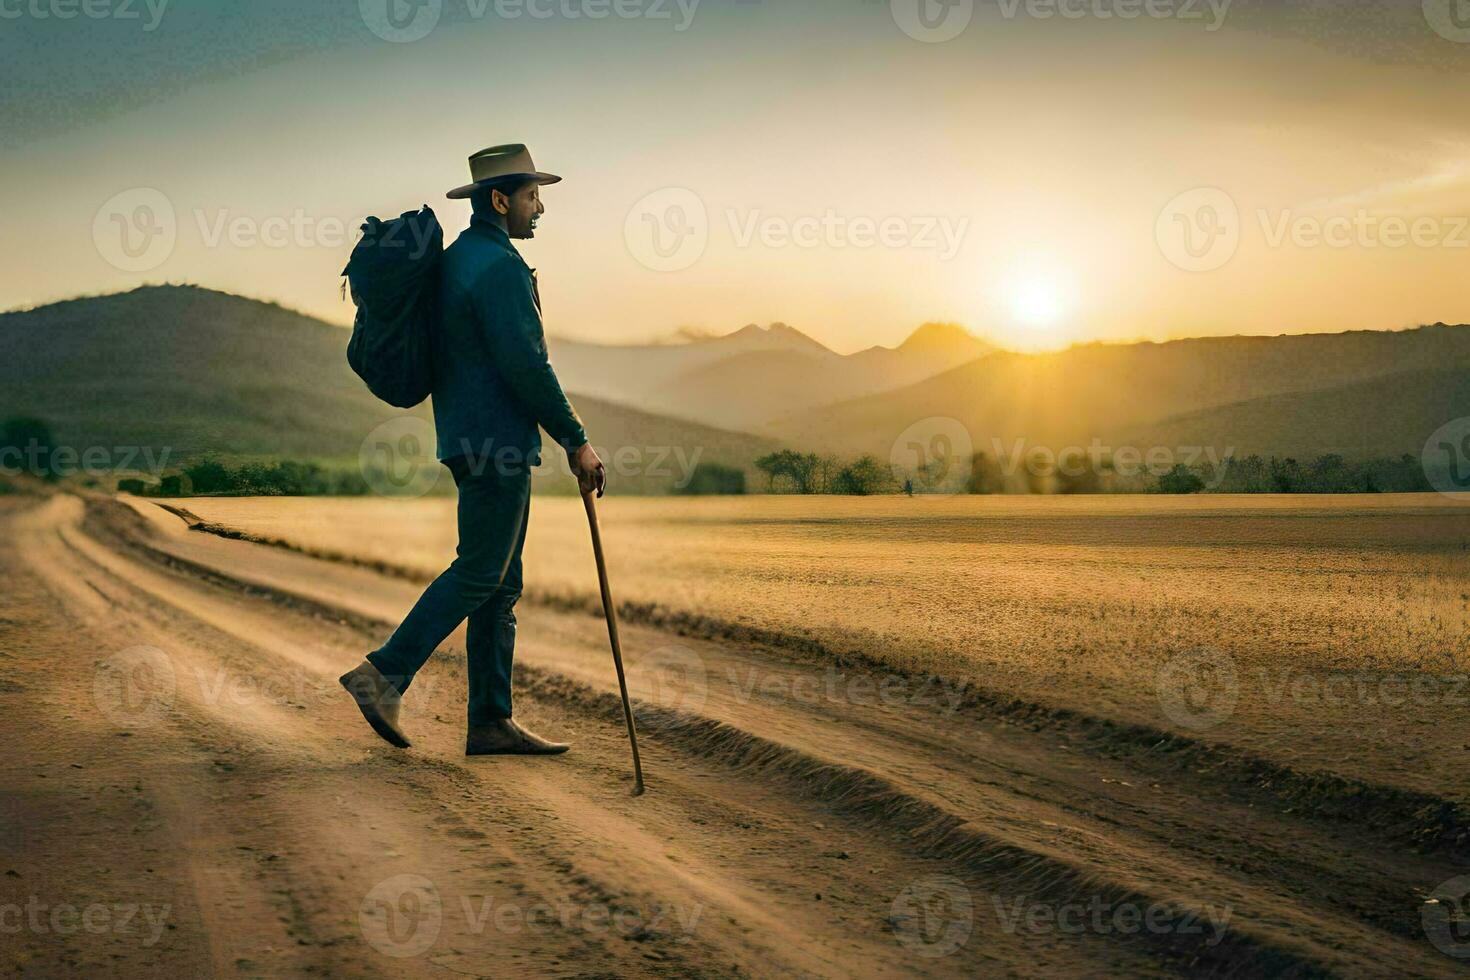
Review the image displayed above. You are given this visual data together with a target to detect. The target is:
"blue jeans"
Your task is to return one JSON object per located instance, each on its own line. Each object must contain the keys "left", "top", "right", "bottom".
{"left": 368, "top": 457, "right": 531, "bottom": 724}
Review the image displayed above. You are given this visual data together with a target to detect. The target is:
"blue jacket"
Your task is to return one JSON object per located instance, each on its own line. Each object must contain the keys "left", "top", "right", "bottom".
{"left": 431, "top": 215, "right": 587, "bottom": 468}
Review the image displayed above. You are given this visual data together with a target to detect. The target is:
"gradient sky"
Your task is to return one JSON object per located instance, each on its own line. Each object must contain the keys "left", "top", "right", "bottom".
{"left": 3, "top": 0, "right": 1469, "bottom": 352}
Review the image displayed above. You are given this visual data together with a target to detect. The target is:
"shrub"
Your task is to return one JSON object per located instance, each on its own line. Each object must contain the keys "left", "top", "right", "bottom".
{"left": 184, "top": 458, "right": 234, "bottom": 494}
{"left": 1157, "top": 465, "right": 1206, "bottom": 494}
{"left": 832, "top": 455, "right": 895, "bottom": 495}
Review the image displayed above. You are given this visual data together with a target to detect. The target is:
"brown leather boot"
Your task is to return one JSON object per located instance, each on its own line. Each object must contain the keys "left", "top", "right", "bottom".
{"left": 466, "top": 719, "right": 570, "bottom": 756}
{"left": 339, "top": 660, "right": 411, "bottom": 749}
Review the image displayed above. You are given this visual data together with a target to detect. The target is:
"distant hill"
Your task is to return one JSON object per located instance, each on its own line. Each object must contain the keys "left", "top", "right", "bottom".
{"left": 547, "top": 321, "right": 832, "bottom": 405}
{"left": 0, "top": 286, "right": 778, "bottom": 493}
{"left": 1124, "top": 367, "right": 1470, "bottom": 460}
{"left": 766, "top": 325, "right": 1470, "bottom": 460}
{"left": 883, "top": 321, "right": 995, "bottom": 370}
{"left": 549, "top": 320, "right": 994, "bottom": 431}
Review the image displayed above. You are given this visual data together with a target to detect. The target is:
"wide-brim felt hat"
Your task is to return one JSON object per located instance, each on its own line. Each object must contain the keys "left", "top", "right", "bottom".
{"left": 447, "top": 143, "right": 562, "bottom": 199}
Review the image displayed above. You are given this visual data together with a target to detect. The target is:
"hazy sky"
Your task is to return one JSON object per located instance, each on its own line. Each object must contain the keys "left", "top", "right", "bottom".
{"left": 3, "top": 0, "right": 1469, "bottom": 352}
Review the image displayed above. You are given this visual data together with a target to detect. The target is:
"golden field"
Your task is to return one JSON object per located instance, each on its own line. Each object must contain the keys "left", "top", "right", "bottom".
{"left": 171, "top": 492, "right": 1470, "bottom": 797}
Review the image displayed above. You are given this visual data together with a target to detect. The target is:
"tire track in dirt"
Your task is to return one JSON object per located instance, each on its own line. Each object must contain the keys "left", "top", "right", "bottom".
{"left": 5, "top": 493, "right": 1189, "bottom": 978}
{"left": 9, "top": 497, "right": 733, "bottom": 977}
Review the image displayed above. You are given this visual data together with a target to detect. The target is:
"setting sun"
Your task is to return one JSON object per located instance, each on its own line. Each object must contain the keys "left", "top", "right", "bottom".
{"left": 997, "top": 266, "right": 1076, "bottom": 350}
{"left": 1009, "top": 277, "right": 1067, "bottom": 325}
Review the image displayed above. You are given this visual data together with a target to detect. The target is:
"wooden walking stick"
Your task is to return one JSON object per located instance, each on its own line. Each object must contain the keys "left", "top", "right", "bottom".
{"left": 581, "top": 489, "right": 645, "bottom": 796}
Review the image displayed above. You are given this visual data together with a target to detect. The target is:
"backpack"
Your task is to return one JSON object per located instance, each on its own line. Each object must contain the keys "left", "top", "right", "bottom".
{"left": 341, "top": 205, "right": 444, "bottom": 409}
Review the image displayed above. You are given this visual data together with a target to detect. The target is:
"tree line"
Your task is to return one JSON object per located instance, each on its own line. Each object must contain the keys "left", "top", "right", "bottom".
{"left": 0, "top": 415, "right": 1437, "bottom": 497}
{"left": 742, "top": 448, "right": 1432, "bottom": 495}
{"left": 1154, "top": 453, "right": 1431, "bottom": 495}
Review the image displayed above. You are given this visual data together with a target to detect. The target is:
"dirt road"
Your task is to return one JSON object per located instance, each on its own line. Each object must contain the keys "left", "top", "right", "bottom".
{"left": 1, "top": 489, "right": 1465, "bottom": 977}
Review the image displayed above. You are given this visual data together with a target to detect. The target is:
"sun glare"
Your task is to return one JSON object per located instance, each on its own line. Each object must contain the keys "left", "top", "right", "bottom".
{"left": 1010, "top": 278, "right": 1066, "bottom": 326}
{"left": 998, "top": 268, "right": 1076, "bottom": 350}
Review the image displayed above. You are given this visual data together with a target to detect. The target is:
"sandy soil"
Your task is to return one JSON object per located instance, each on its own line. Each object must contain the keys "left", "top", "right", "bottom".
{"left": 1, "top": 488, "right": 1466, "bottom": 978}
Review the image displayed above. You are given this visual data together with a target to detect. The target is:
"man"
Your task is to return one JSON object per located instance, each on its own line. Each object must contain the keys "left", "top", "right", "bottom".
{"left": 340, "top": 144, "right": 605, "bottom": 756}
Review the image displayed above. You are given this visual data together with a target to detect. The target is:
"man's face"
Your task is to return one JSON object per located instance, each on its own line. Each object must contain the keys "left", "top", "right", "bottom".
{"left": 497, "top": 181, "right": 544, "bottom": 239}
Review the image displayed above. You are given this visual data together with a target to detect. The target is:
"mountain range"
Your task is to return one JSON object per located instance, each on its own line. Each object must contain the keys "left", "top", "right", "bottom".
{"left": 547, "top": 321, "right": 992, "bottom": 432}
{"left": 2, "top": 285, "right": 1465, "bottom": 496}
{"left": 764, "top": 326, "right": 1470, "bottom": 461}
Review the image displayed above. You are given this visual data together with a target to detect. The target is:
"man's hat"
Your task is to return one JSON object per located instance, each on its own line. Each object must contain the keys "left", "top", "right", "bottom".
{"left": 447, "top": 143, "right": 562, "bottom": 200}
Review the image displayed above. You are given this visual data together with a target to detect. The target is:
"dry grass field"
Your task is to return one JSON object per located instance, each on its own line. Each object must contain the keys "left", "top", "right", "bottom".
{"left": 173, "top": 493, "right": 1470, "bottom": 798}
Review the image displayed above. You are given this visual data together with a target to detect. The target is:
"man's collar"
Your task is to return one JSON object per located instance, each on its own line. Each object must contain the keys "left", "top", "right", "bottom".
{"left": 468, "top": 212, "right": 520, "bottom": 256}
